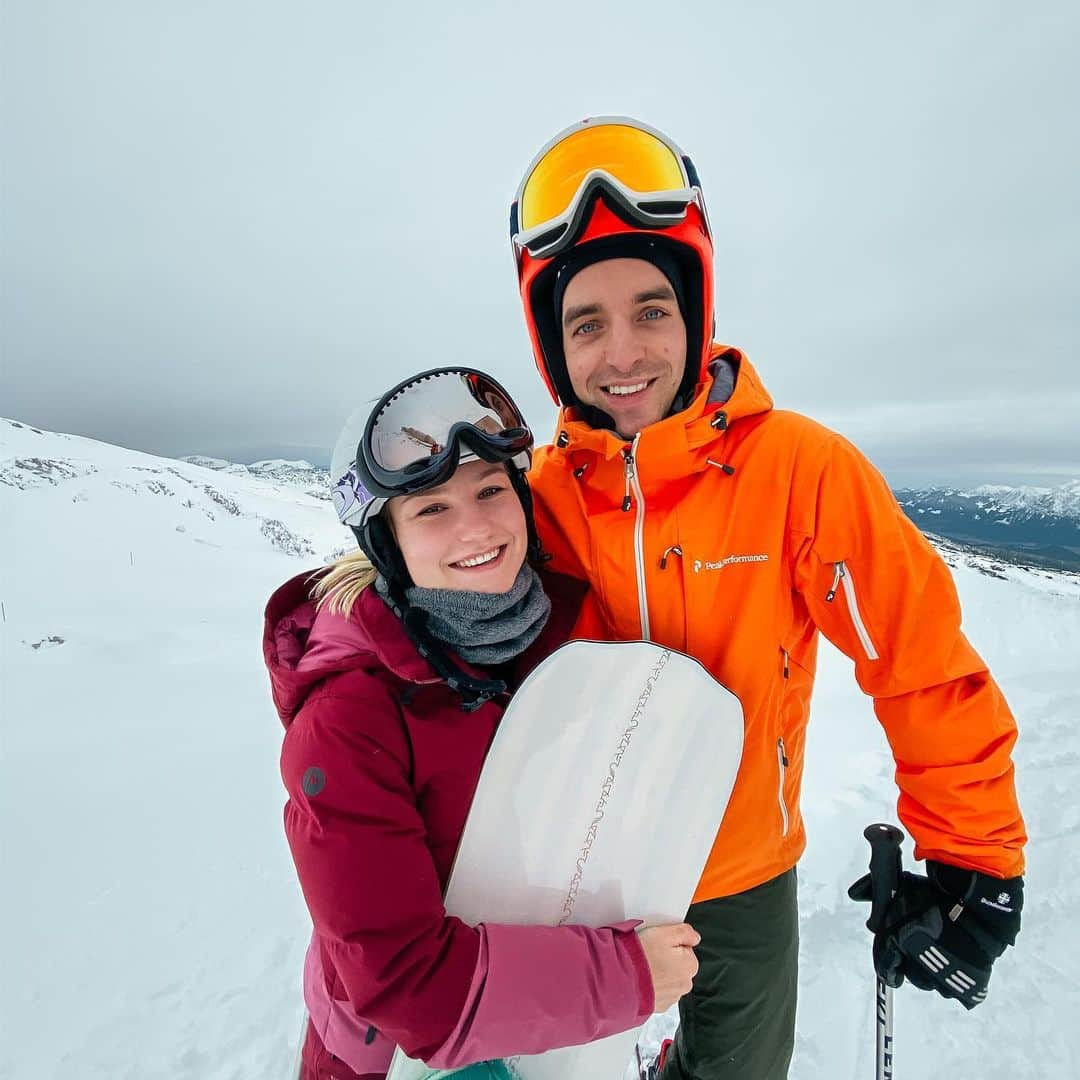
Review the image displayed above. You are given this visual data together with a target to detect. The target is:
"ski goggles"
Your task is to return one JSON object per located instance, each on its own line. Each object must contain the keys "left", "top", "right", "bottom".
{"left": 331, "top": 368, "right": 533, "bottom": 526}
{"left": 510, "top": 116, "right": 710, "bottom": 264}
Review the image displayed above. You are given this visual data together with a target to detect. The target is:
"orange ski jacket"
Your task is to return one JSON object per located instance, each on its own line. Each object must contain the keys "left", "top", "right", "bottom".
{"left": 529, "top": 345, "right": 1026, "bottom": 903}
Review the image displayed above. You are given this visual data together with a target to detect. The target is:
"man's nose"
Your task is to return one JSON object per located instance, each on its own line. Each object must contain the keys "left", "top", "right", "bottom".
{"left": 606, "top": 317, "right": 646, "bottom": 373}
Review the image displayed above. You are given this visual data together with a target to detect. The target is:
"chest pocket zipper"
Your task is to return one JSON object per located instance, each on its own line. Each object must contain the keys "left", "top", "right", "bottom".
{"left": 825, "top": 560, "right": 880, "bottom": 661}
{"left": 776, "top": 737, "right": 790, "bottom": 837}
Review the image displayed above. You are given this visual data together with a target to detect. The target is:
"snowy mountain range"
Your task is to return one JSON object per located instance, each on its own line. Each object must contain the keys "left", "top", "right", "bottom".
{"left": 895, "top": 482, "right": 1080, "bottom": 570}
{"left": 184, "top": 452, "right": 1080, "bottom": 573}
{"left": 3, "top": 416, "right": 1079, "bottom": 1079}
{"left": 180, "top": 455, "right": 333, "bottom": 504}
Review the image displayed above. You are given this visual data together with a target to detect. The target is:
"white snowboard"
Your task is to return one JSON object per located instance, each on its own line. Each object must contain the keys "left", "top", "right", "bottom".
{"left": 387, "top": 639, "right": 744, "bottom": 1080}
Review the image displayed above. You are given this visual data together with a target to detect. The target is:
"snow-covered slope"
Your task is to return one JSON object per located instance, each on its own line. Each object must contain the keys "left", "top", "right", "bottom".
{"left": 180, "top": 455, "right": 331, "bottom": 504}
{"left": 1, "top": 418, "right": 341, "bottom": 1080}
{"left": 3, "top": 418, "right": 1078, "bottom": 1079}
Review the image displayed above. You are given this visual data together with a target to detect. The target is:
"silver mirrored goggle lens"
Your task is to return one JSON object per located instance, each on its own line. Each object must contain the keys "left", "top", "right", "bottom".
{"left": 366, "top": 370, "right": 527, "bottom": 475}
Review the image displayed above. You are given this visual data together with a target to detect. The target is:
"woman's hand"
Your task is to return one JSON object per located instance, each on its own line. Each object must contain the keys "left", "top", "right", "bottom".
{"left": 637, "top": 923, "right": 701, "bottom": 1012}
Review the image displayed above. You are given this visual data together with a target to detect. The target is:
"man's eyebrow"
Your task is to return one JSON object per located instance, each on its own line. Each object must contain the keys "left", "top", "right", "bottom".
{"left": 634, "top": 286, "right": 676, "bottom": 304}
{"left": 562, "top": 302, "right": 601, "bottom": 328}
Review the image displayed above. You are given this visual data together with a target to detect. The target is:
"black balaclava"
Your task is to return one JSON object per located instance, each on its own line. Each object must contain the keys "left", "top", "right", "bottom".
{"left": 553, "top": 238, "right": 689, "bottom": 335}
{"left": 534, "top": 228, "right": 704, "bottom": 432}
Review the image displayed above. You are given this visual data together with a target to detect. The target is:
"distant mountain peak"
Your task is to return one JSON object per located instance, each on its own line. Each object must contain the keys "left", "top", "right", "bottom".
{"left": 179, "top": 454, "right": 330, "bottom": 501}
{"left": 894, "top": 479, "right": 1080, "bottom": 571}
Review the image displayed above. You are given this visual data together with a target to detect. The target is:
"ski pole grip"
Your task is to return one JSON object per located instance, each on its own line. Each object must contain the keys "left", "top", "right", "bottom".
{"left": 862, "top": 822, "right": 905, "bottom": 933}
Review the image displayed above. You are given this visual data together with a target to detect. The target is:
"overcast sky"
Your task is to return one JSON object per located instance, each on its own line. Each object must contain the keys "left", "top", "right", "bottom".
{"left": 3, "top": 1, "right": 1077, "bottom": 488}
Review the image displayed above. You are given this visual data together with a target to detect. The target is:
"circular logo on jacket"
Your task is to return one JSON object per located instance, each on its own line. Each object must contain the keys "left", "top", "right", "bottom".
{"left": 302, "top": 766, "right": 326, "bottom": 796}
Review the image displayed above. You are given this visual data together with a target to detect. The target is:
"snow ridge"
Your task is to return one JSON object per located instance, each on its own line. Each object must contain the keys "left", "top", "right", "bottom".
{"left": 2, "top": 417, "right": 336, "bottom": 563}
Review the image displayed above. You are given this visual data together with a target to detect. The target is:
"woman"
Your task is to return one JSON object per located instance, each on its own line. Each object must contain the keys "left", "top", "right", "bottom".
{"left": 264, "top": 368, "right": 699, "bottom": 1080}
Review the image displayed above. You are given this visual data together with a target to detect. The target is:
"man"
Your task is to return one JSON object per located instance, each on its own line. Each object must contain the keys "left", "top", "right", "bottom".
{"left": 509, "top": 117, "right": 1026, "bottom": 1079}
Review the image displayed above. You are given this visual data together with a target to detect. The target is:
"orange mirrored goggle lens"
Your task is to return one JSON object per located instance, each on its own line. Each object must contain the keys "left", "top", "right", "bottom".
{"left": 519, "top": 123, "right": 688, "bottom": 234}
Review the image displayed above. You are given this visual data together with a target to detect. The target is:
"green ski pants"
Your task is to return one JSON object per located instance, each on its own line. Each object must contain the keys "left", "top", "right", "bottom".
{"left": 657, "top": 868, "right": 799, "bottom": 1080}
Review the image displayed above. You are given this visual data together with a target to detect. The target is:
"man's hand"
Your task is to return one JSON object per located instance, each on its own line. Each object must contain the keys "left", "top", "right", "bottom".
{"left": 849, "top": 861, "right": 1023, "bottom": 1009}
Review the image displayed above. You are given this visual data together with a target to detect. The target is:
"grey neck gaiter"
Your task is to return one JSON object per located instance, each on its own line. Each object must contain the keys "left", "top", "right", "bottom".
{"left": 380, "top": 563, "right": 552, "bottom": 666}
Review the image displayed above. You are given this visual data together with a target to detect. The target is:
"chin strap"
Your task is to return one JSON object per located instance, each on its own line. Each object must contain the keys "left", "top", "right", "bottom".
{"left": 400, "top": 606, "right": 508, "bottom": 713}
{"left": 506, "top": 467, "right": 550, "bottom": 566}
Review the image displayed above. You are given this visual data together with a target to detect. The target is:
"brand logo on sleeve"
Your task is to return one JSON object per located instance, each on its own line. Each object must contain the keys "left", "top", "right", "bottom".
{"left": 302, "top": 766, "right": 326, "bottom": 796}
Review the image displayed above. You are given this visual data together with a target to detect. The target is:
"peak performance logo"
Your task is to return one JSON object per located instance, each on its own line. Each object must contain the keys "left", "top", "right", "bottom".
{"left": 693, "top": 553, "right": 769, "bottom": 573}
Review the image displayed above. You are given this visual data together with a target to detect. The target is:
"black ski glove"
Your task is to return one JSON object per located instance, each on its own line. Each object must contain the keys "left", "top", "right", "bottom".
{"left": 848, "top": 860, "right": 1023, "bottom": 1009}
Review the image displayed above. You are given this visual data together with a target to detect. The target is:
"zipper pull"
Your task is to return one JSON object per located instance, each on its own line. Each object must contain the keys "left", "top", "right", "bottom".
{"left": 706, "top": 458, "right": 737, "bottom": 475}
{"left": 622, "top": 447, "right": 634, "bottom": 512}
{"left": 659, "top": 545, "right": 683, "bottom": 570}
{"left": 782, "top": 650, "right": 790, "bottom": 679}
{"left": 825, "top": 561, "right": 845, "bottom": 602}
{"left": 777, "top": 736, "right": 789, "bottom": 767}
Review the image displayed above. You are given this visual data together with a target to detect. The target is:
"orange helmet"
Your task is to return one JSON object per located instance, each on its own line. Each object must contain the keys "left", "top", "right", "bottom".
{"left": 510, "top": 117, "right": 715, "bottom": 411}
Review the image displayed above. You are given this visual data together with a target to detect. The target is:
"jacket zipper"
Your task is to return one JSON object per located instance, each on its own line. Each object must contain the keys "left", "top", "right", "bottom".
{"left": 776, "top": 737, "right": 790, "bottom": 837}
{"left": 825, "top": 560, "right": 879, "bottom": 661}
{"left": 622, "top": 435, "right": 650, "bottom": 640}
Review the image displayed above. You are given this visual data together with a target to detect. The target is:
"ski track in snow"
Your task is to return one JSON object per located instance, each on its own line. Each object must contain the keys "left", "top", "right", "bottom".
{"left": 2, "top": 418, "right": 1078, "bottom": 1080}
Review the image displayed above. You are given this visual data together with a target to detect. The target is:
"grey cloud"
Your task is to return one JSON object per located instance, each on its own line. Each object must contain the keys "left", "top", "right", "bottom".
{"left": 2, "top": 1, "right": 1077, "bottom": 488}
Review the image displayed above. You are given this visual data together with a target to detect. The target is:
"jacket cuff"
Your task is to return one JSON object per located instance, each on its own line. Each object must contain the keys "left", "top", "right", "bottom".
{"left": 424, "top": 919, "right": 648, "bottom": 1069}
{"left": 612, "top": 918, "right": 655, "bottom": 1019}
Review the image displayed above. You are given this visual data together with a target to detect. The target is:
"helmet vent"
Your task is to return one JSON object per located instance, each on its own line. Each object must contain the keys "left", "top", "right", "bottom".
{"left": 638, "top": 199, "right": 689, "bottom": 215}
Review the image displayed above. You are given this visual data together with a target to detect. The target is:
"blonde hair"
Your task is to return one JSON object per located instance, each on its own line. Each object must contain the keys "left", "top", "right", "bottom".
{"left": 311, "top": 546, "right": 379, "bottom": 618}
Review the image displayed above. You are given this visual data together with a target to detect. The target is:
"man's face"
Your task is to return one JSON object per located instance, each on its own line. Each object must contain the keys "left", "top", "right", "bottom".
{"left": 560, "top": 258, "right": 688, "bottom": 438}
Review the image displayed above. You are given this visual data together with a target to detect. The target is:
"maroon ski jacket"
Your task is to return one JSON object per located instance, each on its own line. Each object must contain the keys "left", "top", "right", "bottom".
{"left": 264, "top": 570, "right": 653, "bottom": 1076}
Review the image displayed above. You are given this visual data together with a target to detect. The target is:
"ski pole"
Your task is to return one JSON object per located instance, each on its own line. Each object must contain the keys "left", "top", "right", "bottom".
{"left": 859, "top": 823, "right": 904, "bottom": 1080}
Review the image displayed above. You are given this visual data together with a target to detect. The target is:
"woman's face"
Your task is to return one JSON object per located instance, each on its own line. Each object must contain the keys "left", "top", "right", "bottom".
{"left": 387, "top": 458, "right": 528, "bottom": 594}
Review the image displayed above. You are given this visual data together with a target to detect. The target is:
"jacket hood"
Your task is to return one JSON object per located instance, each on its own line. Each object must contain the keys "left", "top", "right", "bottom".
{"left": 550, "top": 344, "right": 774, "bottom": 463}
{"left": 263, "top": 568, "right": 589, "bottom": 729}
{"left": 263, "top": 570, "right": 439, "bottom": 729}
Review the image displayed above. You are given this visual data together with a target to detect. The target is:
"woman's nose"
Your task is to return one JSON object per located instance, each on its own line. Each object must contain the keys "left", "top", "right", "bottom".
{"left": 453, "top": 503, "right": 495, "bottom": 541}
